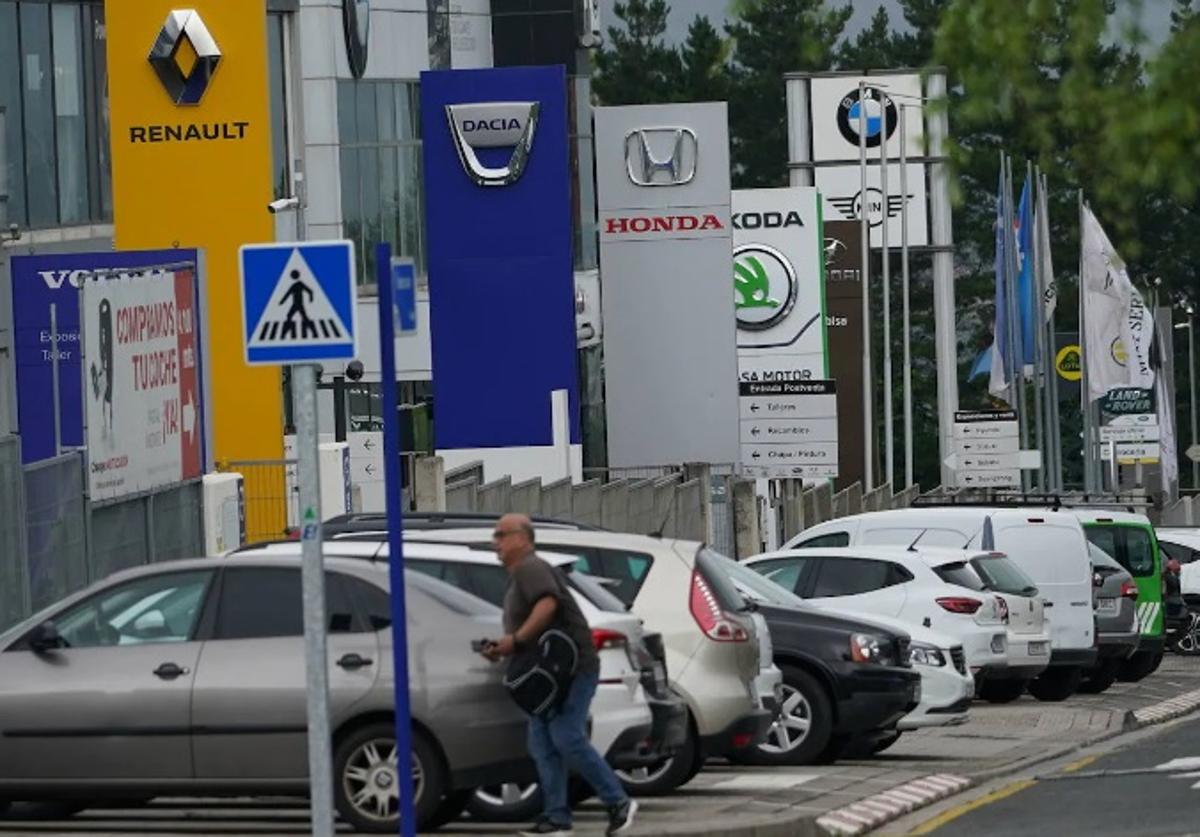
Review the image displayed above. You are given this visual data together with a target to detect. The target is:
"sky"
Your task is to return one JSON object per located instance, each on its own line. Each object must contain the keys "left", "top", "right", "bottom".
{"left": 596, "top": 0, "right": 1177, "bottom": 48}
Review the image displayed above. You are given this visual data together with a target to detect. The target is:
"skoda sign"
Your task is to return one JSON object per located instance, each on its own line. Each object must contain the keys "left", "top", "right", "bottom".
{"left": 446, "top": 101, "right": 539, "bottom": 187}
{"left": 734, "top": 244, "right": 797, "bottom": 332}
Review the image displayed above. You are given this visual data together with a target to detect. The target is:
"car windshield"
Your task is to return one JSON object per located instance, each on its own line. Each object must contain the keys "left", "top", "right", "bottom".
{"left": 971, "top": 555, "right": 1039, "bottom": 597}
{"left": 933, "top": 561, "right": 987, "bottom": 592}
{"left": 705, "top": 550, "right": 806, "bottom": 609}
{"left": 1088, "top": 542, "right": 1123, "bottom": 571}
{"left": 567, "top": 569, "right": 630, "bottom": 613}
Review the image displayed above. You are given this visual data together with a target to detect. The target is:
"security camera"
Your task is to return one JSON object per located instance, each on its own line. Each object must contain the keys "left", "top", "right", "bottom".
{"left": 345, "top": 360, "right": 365, "bottom": 382}
{"left": 267, "top": 197, "right": 300, "bottom": 215}
{"left": 6, "top": 223, "right": 18, "bottom": 242}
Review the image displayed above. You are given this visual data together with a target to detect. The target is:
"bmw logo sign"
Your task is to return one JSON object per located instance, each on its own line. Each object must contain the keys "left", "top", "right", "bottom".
{"left": 837, "top": 86, "right": 897, "bottom": 148}
{"left": 734, "top": 244, "right": 798, "bottom": 332}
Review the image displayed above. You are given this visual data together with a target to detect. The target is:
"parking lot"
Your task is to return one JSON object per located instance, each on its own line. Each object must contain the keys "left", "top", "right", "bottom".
{"left": 3, "top": 656, "right": 1197, "bottom": 837}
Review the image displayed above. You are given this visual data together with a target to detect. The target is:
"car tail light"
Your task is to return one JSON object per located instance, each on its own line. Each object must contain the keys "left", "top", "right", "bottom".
{"left": 995, "top": 596, "right": 1010, "bottom": 624}
{"left": 591, "top": 628, "right": 628, "bottom": 651}
{"left": 1121, "top": 580, "right": 1139, "bottom": 600}
{"left": 689, "top": 570, "right": 749, "bottom": 642}
{"left": 936, "top": 596, "right": 983, "bottom": 615}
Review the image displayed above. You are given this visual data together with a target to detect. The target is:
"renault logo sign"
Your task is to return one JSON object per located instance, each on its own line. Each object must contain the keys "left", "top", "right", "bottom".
{"left": 148, "top": 9, "right": 221, "bottom": 106}
{"left": 446, "top": 101, "right": 539, "bottom": 187}
{"left": 624, "top": 127, "right": 697, "bottom": 186}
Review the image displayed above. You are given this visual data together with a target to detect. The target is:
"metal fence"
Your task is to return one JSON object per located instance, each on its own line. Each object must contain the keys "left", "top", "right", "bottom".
{"left": 0, "top": 436, "right": 206, "bottom": 633}
{"left": 0, "top": 436, "right": 28, "bottom": 632}
{"left": 217, "top": 460, "right": 298, "bottom": 543}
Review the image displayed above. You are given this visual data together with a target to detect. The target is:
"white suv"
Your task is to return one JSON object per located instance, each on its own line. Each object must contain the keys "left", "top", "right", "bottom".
{"left": 398, "top": 526, "right": 780, "bottom": 796}
{"left": 745, "top": 546, "right": 1051, "bottom": 701}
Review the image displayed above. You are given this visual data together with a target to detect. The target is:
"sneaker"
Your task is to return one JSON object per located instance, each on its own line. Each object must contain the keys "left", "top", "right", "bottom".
{"left": 519, "top": 819, "right": 574, "bottom": 836}
{"left": 606, "top": 798, "right": 638, "bottom": 835}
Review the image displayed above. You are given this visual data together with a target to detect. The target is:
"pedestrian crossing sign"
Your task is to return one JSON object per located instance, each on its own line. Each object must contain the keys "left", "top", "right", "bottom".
{"left": 239, "top": 241, "right": 358, "bottom": 366}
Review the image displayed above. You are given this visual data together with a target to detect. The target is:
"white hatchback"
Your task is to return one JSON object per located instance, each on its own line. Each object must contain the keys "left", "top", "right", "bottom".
{"left": 745, "top": 546, "right": 1050, "bottom": 700}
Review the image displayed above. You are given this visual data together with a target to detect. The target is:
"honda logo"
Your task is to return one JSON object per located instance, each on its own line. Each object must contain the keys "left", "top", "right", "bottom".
{"left": 624, "top": 127, "right": 697, "bottom": 186}
{"left": 446, "top": 101, "right": 539, "bottom": 187}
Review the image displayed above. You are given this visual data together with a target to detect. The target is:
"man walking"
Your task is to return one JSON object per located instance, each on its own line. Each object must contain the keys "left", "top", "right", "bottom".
{"left": 481, "top": 513, "right": 638, "bottom": 836}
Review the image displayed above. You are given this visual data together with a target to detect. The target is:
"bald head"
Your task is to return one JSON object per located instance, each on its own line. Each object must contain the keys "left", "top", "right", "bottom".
{"left": 493, "top": 513, "right": 535, "bottom": 568}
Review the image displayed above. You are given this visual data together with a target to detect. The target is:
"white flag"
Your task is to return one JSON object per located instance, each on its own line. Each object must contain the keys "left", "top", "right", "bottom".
{"left": 1155, "top": 317, "right": 1179, "bottom": 491}
{"left": 1080, "top": 206, "right": 1155, "bottom": 401}
{"left": 1037, "top": 183, "right": 1056, "bottom": 324}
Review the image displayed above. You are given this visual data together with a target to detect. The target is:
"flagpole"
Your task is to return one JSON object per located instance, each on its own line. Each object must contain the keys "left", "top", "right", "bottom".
{"left": 858, "top": 81, "right": 875, "bottom": 491}
{"left": 1080, "top": 190, "right": 1095, "bottom": 493}
{"left": 1003, "top": 156, "right": 1028, "bottom": 490}
{"left": 899, "top": 103, "right": 914, "bottom": 489}
{"left": 880, "top": 91, "right": 895, "bottom": 489}
{"left": 1040, "top": 170, "right": 1064, "bottom": 492}
{"left": 1029, "top": 160, "right": 1046, "bottom": 492}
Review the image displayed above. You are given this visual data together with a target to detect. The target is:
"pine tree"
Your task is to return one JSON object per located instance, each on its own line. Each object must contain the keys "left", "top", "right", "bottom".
{"left": 677, "top": 15, "right": 731, "bottom": 104}
{"left": 725, "top": 0, "right": 852, "bottom": 187}
{"left": 591, "top": 0, "right": 682, "bottom": 105}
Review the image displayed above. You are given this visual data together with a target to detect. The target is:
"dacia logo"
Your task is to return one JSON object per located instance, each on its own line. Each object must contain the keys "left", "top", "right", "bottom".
{"left": 731, "top": 211, "right": 805, "bottom": 230}
{"left": 148, "top": 10, "right": 221, "bottom": 106}
{"left": 463, "top": 118, "right": 523, "bottom": 132}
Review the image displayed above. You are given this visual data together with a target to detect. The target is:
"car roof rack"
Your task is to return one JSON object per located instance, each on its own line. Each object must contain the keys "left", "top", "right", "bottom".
{"left": 322, "top": 511, "right": 604, "bottom": 535}
{"left": 910, "top": 491, "right": 1150, "bottom": 514}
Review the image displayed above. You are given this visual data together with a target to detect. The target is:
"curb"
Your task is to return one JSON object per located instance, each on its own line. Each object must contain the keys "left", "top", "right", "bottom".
{"left": 810, "top": 688, "right": 1200, "bottom": 836}
{"left": 1131, "top": 687, "right": 1200, "bottom": 726}
{"left": 815, "top": 774, "right": 972, "bottom": 836}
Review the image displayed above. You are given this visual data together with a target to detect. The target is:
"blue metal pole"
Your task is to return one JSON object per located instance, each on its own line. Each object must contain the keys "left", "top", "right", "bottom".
{"left": 376, "top": 242, "right": 416, "bottom": 837}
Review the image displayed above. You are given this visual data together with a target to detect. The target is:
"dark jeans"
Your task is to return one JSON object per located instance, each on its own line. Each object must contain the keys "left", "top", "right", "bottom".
{"left": 526, "top": 669, "right": 628, "bottom": 825}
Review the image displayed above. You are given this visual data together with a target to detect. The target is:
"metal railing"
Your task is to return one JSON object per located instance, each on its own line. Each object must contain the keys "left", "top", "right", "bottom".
{"left": 217, "top": 459, "right": 298, "bottom": 544}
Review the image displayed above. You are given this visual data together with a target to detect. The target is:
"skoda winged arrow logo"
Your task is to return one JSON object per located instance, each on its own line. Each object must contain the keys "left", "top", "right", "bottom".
{"left": 148, "top": 10, "right": 221, "bottom": 106}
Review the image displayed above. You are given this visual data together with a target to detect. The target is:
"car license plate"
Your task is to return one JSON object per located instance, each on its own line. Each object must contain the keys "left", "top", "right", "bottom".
{"left": 1097, "top": 597, "right": 1118, "bottom": 613}
{"left": 1028, "top": 641, "right": 1049, "bottom": 656}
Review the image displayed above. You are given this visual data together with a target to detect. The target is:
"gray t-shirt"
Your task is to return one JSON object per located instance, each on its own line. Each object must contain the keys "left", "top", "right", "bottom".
{"left": 502, "top": 553, "right": 600, "bottom": 674}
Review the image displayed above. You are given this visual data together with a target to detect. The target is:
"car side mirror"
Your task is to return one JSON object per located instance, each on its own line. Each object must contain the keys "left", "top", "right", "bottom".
{"left": 29, "top": 621, "right": 64, "bottom": 654}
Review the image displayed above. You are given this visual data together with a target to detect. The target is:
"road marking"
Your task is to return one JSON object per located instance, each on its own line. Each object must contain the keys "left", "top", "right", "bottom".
{"left": 1061, "top": 755, "right": 1099, "bottom": 774}
{"left": 907, "top": 779, "right": 1036, "bottom": 835}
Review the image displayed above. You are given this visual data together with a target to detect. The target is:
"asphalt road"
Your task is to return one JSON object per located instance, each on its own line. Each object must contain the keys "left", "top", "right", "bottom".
{"left": 914, "top": 715, "right": 1200, "bottom": 837}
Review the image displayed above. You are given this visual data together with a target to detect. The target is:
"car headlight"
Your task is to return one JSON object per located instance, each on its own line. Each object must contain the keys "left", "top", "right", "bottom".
{"left": 909, "top": 642, "right": 947, "bottom": 667}
{"left": 850, "top": 633, "right": 896, "bottom": 666}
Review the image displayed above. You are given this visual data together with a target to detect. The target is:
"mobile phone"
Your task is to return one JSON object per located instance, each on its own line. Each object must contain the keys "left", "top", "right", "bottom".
{"left": 471, "top": 639, "right": 491, "bottom": 653}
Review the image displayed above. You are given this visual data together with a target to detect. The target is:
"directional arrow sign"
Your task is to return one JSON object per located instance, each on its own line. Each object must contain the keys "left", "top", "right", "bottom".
{"left": 1100, "top": 425, "right": 1161, "bottom": 443}
{"left": 363, "top": 436, "right": 376, "bottom": 450}
{"left": 945, "top": 450, "right": 1041, "bottom": 471}
{"left": 957, "top": 469, "right": 1021, "bottom": 488}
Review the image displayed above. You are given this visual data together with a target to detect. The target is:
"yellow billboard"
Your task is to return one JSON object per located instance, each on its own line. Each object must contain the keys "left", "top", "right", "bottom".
{"left": 105, "top": 3, "right": 283, "bottom": 502}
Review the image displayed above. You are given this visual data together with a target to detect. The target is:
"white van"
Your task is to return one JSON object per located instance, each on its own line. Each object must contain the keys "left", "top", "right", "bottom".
{"left": 785, "top": 507, "right": 1097, "bottom": 700}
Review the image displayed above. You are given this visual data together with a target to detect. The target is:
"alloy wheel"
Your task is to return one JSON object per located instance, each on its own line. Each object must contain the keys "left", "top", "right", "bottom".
{"left": 474, "top": 783, "right": 540, "bottom": 808}
{"left": 1177, "top": 612, "right": 1200, "bottom": 655}
{"left": 617, "top": 758, "right": 675, "bottom": 785}
{"left": 757, "top": 684, "right": 812, "bottom": 754}
{"left": 341, "top": 736, "right": 415, "bottom": 824}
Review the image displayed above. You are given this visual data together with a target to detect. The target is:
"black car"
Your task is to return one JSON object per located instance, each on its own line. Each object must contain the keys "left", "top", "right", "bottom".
{"left": 704, "top": 552, "right": 920, "bottom": 765}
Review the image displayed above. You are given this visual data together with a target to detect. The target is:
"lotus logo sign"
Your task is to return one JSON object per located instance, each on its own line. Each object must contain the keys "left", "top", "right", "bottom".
{"left": 734, "top": 244, "right": 797, "bottom": 332}
{"left": 446, "top": 101, "right": 539, "bottom": 187}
